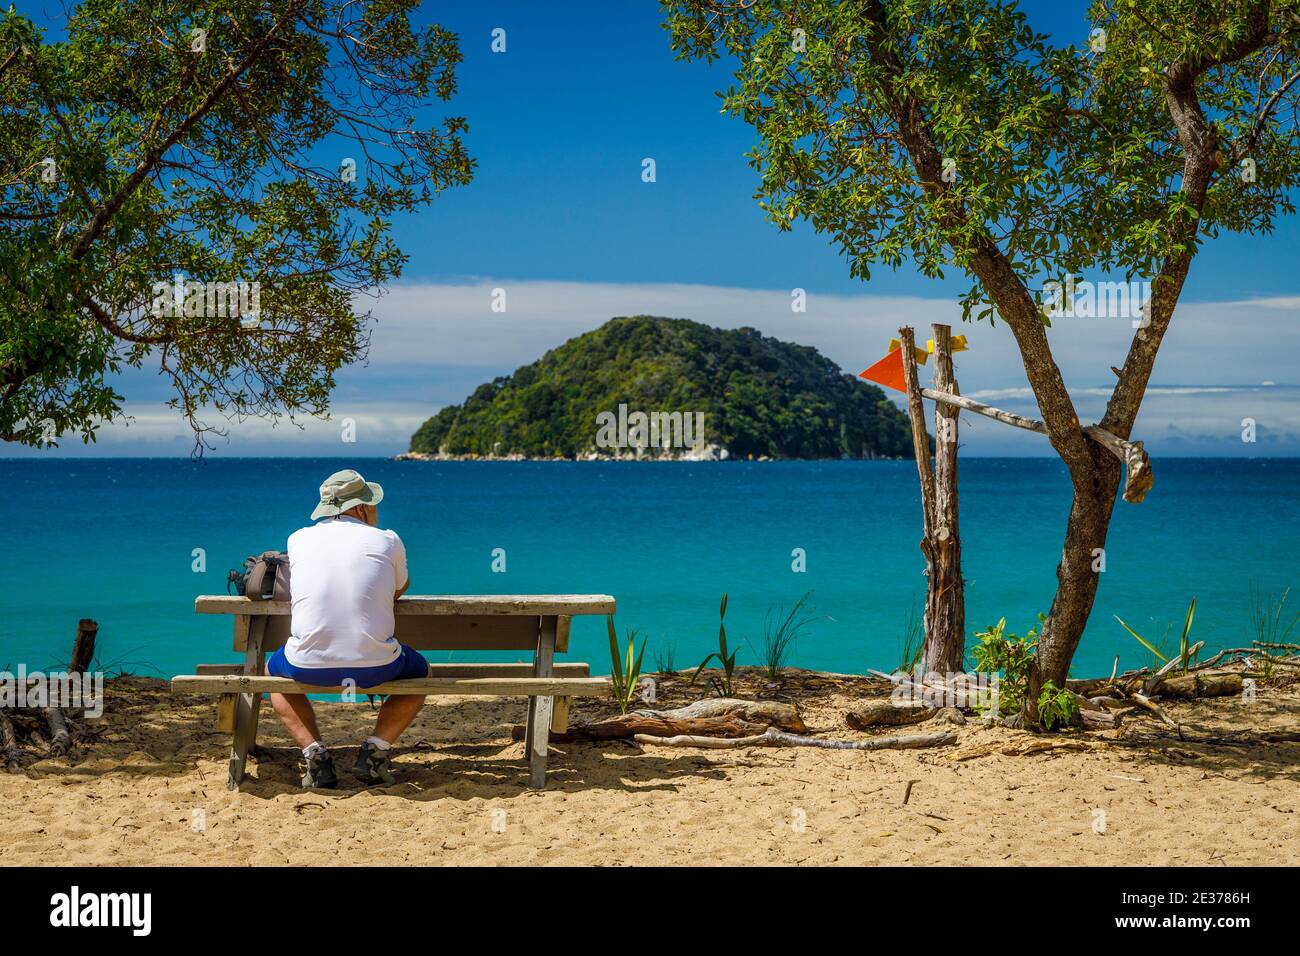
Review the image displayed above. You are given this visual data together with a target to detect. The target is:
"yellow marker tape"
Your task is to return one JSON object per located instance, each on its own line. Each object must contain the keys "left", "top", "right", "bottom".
{"left": 887, "top": 338, "right": 929, "bottom": 365}
{"left": 924, "top": 335, "right": 969, "bottom": 353}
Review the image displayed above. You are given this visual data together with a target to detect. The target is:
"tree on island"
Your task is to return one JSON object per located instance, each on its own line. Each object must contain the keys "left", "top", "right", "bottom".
{"left": 1, "top": 1, "right": 473, "bottom": 452}
{"left": 662, "top": 0, "right": 1300, "bottom": 721}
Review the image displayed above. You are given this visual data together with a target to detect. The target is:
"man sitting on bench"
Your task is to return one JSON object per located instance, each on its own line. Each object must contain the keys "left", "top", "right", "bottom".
{"left": 266, "top": 469, "right": 429, "bottom": 789}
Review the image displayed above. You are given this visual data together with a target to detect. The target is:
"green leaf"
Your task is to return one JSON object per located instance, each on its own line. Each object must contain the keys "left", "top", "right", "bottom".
{"left": 1179, "top": 597, "right": 1196, "bottom": 671}
{"left": 1115, "top": 615, "right": 1167, "bottom": 664}
{"left": 607, "top": 615, "right": 624, "bottom": 685}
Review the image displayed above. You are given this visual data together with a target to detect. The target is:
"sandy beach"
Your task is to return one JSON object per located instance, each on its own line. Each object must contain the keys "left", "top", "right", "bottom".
{"left": 1, "top": 668, "right": 1295, "bottom": 867}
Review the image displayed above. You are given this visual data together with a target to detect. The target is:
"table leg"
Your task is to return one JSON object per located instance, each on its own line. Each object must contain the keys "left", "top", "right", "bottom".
{"left": 228, "top": 616, "right": 266, "bottom": 791}
{"left": 525, "top": 615, "right": 556, "bottom": 789}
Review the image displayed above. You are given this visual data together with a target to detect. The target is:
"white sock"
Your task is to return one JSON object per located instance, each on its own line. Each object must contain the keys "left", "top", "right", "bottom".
{"left": 302, "top": 741, "right": 327, "bottom": 758}
{"left": 365, "top": 735, "right": 391, "bottom": 751}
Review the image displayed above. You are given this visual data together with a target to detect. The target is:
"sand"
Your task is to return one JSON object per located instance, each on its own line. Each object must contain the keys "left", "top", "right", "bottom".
{"left": 1, "top": 668, "right": 1296, "bottom": 866}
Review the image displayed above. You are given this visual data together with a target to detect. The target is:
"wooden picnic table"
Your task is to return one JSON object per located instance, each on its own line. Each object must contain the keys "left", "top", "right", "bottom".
{"left": 172, "top": 594, "right": 614, "bottom": 790}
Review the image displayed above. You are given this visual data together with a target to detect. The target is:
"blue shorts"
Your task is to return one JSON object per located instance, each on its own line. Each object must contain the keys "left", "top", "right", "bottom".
{"left": 267, "top": 643, "right": 429, "bottom": 689}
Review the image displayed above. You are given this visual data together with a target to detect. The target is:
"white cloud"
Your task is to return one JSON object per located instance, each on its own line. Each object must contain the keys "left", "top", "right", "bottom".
{"left": 13, "top": 280, "right": 1300, "bottom": 456}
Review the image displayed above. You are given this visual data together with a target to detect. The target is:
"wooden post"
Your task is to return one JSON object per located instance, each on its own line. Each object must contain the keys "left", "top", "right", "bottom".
{"left": 925, "top": 325, "right": 965, "bottom": 674}
{"left": 898, "top": 327, "right": 936, "bottom": 541}
{"left": 228, "top": 615, "right": 266, "bottom": 790}
{"left": 899, "top": 326, "right": 966, "bottom": 677}
{"left": 69, "top": 619, "right": 97, "bottom": 673}
{"left": 525, "top": 615, "right": 556, "bottom": 789}
{"left": 552, "top": 615, "right": 572, "bottom": 733}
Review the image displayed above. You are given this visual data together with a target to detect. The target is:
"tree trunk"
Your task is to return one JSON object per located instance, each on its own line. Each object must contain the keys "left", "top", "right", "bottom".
{"left": 1025, "top": 452, "right": 1121, "bottom": 721}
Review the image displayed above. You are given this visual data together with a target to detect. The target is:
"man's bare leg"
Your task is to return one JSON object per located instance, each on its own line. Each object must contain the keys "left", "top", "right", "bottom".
{"left": 270, "top": 693, "right": 322, "bottom": 749}
{"left": 372, "top": 694, "right": 426, "bottom": 744}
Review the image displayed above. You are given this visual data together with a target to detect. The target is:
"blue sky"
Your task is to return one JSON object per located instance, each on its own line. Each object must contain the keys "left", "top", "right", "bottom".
{"left": 11, "top": 0, "right": 1300, "bottom": 456}
{"left": 393, "top": 0, "right": 1300, "bottom": 299}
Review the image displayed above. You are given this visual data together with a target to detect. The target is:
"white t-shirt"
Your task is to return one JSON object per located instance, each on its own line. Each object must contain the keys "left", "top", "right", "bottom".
{"left": 284, "top": 516, "right": 409, "bottom": 669}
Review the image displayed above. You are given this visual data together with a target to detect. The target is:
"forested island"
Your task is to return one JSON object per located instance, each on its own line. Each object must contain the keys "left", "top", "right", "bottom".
{"left": 405, "top": 316, "right": 918, "bottom": 460}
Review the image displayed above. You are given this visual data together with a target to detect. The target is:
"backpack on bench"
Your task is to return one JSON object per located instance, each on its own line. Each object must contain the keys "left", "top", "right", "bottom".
{"left": 228, "top": 551, "right": 292, "bottom": 600}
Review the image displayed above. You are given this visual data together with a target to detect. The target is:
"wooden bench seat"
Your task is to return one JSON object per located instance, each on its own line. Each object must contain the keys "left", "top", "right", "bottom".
{"left": 174, "top": 674, "right": 610, "bottom": 697}
{"left": 172, "top": 594, "right": 614, "bottom": 790}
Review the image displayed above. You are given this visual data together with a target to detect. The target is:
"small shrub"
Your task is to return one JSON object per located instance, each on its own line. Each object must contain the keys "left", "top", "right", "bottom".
{"left": 970, "top": 616, "right": 1039, "bottom": 716}
{"left": 1037, "top": 681, "right": 1080, "bottom": 731}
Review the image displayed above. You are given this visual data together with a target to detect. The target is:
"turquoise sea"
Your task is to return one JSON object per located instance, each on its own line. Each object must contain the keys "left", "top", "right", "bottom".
{"left": 0, "top": 457, "right": 1295, "bottom": 680}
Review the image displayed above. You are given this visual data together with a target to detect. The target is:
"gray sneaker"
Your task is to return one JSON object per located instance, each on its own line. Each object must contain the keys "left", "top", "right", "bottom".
{"left": 301, "top": 750, "right": 337, "bottom": 789}
{"left": 351, "top": 742, "right": 396, "bottom": 786}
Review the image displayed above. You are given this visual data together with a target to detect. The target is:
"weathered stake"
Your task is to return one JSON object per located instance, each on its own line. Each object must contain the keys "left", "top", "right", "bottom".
{"left": 899, "top": 327, "right": 936, "bottom": 539}
{"left": 925, "top": 325, "right": 965, "bottom": 673}
{"left": 900, "top": 325, "right": 965, "bottom": 675}
{"left": 69, "top": 618, "right": 97, "bottom": 673}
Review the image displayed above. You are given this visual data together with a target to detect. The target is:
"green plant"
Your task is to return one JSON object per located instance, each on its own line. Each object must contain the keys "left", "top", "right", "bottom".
{"left": 970, "top": 617, "right": 1039, "bottom": 716}
{"left": 692, "top": 593, "right": 740, "bottom": 697}
{"left": 897, "top": 595, "right": 923, "bottom": 675}
{"left": 607, "top": 615, "right": 647, "bottom": 715}
{"left": 653, "top": 642, "right": 677, "bottom": 675}
{"left": 1248, "top": 584, "right": 1300, "bottom": 646}
{"left": 1115, "top": 598, "right": 1196, "bottom": 673}
{"left": 750, "top": 590, "right": 817, "bottom": 680}
{"left": 1037, "top": 681, "right": 1080, "bottom": 731}
{"left": 1248, "top": 585, "right": 1299, "bottom": 683}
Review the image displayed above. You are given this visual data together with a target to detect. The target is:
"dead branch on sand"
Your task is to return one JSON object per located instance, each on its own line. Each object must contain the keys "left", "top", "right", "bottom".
{"left": 512, "top": 697, "right": 807, "bottom": 742}
{"left": 634, "top": 728, "right": 956, "bottom": 750}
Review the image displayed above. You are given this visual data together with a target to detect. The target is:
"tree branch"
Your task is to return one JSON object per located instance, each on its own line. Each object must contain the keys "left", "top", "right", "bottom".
{"left": 1103, "top": 2, "right": 1277, "bottom": 437}
{"left": 69, "top": 3, "right": 303, "bottom": 262}
{"left": 860, "top": 0, "right": 1096, "bottom": 481}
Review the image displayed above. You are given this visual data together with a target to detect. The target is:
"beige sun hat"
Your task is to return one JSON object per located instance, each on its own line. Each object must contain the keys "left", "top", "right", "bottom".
{"left": 311, "top": 468, "right": 384, "bottom": 521}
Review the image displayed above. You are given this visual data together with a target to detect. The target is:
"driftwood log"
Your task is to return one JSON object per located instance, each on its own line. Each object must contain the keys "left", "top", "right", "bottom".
{"left": 846, "top": 699, "right": 934, "bottom": 729}
{"left": 634, "top": 728, "right": 957, "bottom": 750}
{"left": 1141, "top": 642, "right": 1205, "bottom": 693}
{"left": 43, "top": 706, "right": 73, "bottom": 756}
{"left": 1155, "top": 671, "right": 1243, "bottom": 699}
{"left": 1079, "top": 708, "right": 1121, "bottom": 730}
{"left": 0, "top": 618, "right": 100, "bottom": 766}
{"left": 1131, "top": 692, "right": 1180, "bottom": 730}
{"left": 845, "top": 700, "right": 967, "bottom": 729}
{"left": 1069, "top": 668, "right": 1247, "bottom": 699}
{"left": 0, "top": 711, "right": 22, "bottom": 769}
{"left": 1067, "top": 690, "right": 1123, "bottom": 729}
{"left": 511, "top": 698, "right": 807, "bottom": 742}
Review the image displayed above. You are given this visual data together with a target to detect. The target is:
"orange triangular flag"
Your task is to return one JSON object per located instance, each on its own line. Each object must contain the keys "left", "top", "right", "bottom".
{"left": 859, "top": 347, "right": 907, "bottom": 393}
